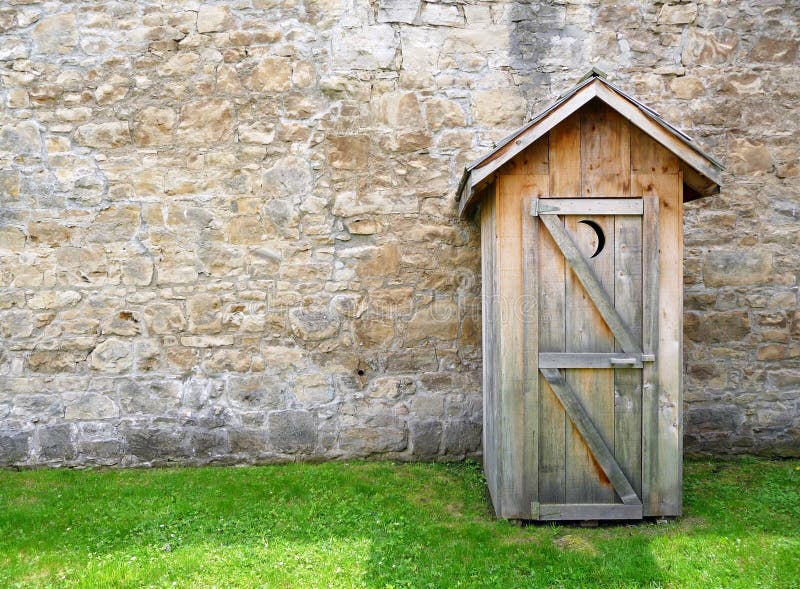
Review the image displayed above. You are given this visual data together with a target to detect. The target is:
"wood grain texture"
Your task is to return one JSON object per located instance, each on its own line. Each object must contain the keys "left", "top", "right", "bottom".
{"left": 539, "top": 352, "right": 644, "bottom": 369}
{"left": 641, "top": 193, "right": 660, "bottom": 517}
{"left": 563, "top": 214, "right": 616, "bottom": 504}
{"left": 595, "top": 83, "right": 722, "bottom": 190}
{"left": 539, "top": 214, "right": 642, "bottom": 354}
{"left": 495, "top": 174, "right": 548, "bottom": 518}
{"left": 549, "top": 111, "right": 581, "bottom": 197}
{"left": 522, "top": 195, "right": 541, "bottom": 512}
{"left": 537, "top": 200, "right": 566, "bottom": 504}
{"left": 540, "top": 368, "right": 640, "bottom": 506}
{"left": 500, "top": 137, "right": 549, "bottom": 176}
{"left": 580, "top": 99, "right": 631, "bottom": 198}
{"left": 634, "top": 172, "right": 683, "bottom": 517}
{"left": 614, "top": 214, "right": 643, "bottom": 498}
{"left": 537, "top": 198, "right": 643, "bottom": 216}
{"left": 480, "top": 183, "right": 500, "bottom": 514}
{"left": 534, "top": 502, "right": 642, "bottom": 521}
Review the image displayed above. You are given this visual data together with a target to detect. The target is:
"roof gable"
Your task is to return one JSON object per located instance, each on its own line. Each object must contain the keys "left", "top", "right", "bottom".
{"left": 457, "top": 70, "right": 724, "bottom": 217}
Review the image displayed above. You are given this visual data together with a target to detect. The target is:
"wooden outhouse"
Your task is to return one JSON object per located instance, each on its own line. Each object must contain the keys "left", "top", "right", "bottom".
{"left": 457, "top": 70, "right": 723, "bottom": 521}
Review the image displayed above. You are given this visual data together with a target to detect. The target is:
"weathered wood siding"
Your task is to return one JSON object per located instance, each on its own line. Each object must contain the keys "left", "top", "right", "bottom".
{"left": 485, "top": 98, "right": 683, "bottom": 519}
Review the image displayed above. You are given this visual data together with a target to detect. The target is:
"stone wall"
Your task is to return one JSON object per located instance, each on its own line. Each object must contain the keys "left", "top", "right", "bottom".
{"left": 0, "top": 0, "right": 797, "bottom": 466}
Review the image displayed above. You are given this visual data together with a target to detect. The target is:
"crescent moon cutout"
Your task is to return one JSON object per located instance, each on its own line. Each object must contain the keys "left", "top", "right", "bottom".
{"left": 578, "top": 219, "right": 605, "bottom": 258}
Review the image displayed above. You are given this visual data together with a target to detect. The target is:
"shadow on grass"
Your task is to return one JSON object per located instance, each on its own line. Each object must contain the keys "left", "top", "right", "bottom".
{"left": 0, "top": 459, "right": 798, "bottom": 588}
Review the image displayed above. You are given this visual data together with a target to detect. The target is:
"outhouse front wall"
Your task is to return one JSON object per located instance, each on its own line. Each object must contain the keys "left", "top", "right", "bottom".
{"left": 480, "top": 100, "right": 685, "bottom": 517}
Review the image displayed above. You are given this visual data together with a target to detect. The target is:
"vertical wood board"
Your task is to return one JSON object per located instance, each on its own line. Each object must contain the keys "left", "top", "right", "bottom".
{"left": 581, "top": 100, "right": 631, "bottom": 198}
{"left": 564, "top": 214, "right": 616, "bottom": 503}
{"left": 549, "top": 112, "right": 581, "bottom": 197}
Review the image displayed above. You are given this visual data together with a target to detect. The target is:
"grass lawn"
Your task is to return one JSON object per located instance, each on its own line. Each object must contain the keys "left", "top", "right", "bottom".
{"left": 0, "top": 458, "right": 798, "bottom": 588}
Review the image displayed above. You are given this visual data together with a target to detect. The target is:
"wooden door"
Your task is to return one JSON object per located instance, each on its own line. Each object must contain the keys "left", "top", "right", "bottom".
{"left": 528, "top": 197, "right": 658, "bottom": 521}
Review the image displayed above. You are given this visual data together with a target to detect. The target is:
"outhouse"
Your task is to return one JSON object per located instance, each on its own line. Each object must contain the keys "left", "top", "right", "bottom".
{"left": 457, "top": 70, "right": 723, "bottom": 521}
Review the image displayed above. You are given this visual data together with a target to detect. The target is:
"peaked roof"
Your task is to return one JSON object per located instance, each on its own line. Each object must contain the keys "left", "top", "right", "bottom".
{"left": 457, "top": 69, "right": 724, "bottom": 217}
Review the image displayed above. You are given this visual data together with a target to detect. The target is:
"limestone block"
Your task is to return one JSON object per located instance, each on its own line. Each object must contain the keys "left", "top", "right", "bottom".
{"left": 156, "top": 53, "right": 200, "bottom": 77}
{"left": 409, "top": 419, "right": 441, "bottom": 457}
{"left": 118, "top": 379, "right": 182, "bottom": 415}
{"left": 176, "top": 99, "right": 234, "bottom": 146}
{"left": 669, "top": 76, "right": 704, "bottom": 99}
{"left": 441, "top": 419, "right": 481, "bottom": 455}
{"left": 133, "top": 107, "right": 177, "bottom": 147}
{"left": 180, "top": 335, "right": 235, "bottom": 347}
{"left": 378, "top": 0, "right": 419, "bottom": 24}
{"left": 658, "top": 4, "right": 697, "bottom": 25}
{"left": 339, "top": 418, "right": 406, "bottom": 453}
{"left": 28, "top": 291, "right": 82, "bottom": 310}
{"left": 290, "top": 309, "right": 339, "bottom": 342}
{"left": 247, "top": 57, "right": 292, "bottom": 92}
{"left": 294, "top": 373, "right": 334, "bottom": 405}
{"left": 749, "top": 37, "right": 799, "bottom": 64}
{"left": 95, "top": 84, "right": 128, "bottom": 105}
{"left": 472, "top": 90, "right": 526, "bottom": 127}
{"left": 238, "top": 122, "right": 275, "bottom": 145}
{"left": 332, "top": 25, "right": 397, "bottom": 70}
{"left": 0, "top": 309, "right": 34, "bottom": 338}
{"left": 74, "top": 122, "right": 131, "bottom": 148}
{"left": 261, "top": 156, "right": 313, "bottom": 198}
{"left": 197, "top": 6, "right": 234, "bottom": 33}
{"left": 0, "top": 226, "right": 25, "bottom": 251}
{"left": 268, "top": 410, "right": 316, "bottom": 453}
{"left": 371, "top": 92, "right": 424, "bottom": 129}
{"left": 292, "top": 61, "right": 316, "bottom": 88}
{"left": 121, "top": 256, "right": 154, "bottom": 286}
{"left": 0, "top": 431, "right": 30, "bottom": 465}
{"left": 421, "top": 3, "right": 463, "bottom": 26}
{"left": 144, "top": 302, "right": 186, "bottom": 334}
{"left": 327, "top": 135, "right": 370, "bottom": 170}
{"left": 681, "top": 28, "right": 738, "bottom": 65}
{"left": 101, "top": 310, "right": 141, "bottom": 337}
{"left": 703, "top": 250, "right": 773, "bottom": 287}
{"left": 188, "top": 293, "right": 222, "bottom": 334}
{"left": 228, "top": 375, "right": 285, "bottom": 409}
{"left": 32, "top": 13, "right": 77, "bottom": 54}
{"left": 728, "top": 138, "right": 773, "bottom": 175}
{"left": 685, "top": 310, "right": 750, "bottom": 344}
{"left": 89, "top": 338, "right": 133, "bottom": 372}
{"left": 0, "top": 121, "right": 42, "bottom": 154}
{"left": 354, "top": 317, "right": 395, "bottom": 346}
{"left": 38, "top": 424, "right": 76, "bottom": 461}
{"left": 86, "top": 206, "right": 140, "bottom": 242}
{"left": 400, "top": 28, "right": 443, "bottom": 71}
{"left": 65, "top": 393, "right": 119, "bottom": 420}
{"left": 405, "top": 300, "right": 459, "bottom": 344}
{"left": 425, "top": 97, "right": 466, "bottom": 129}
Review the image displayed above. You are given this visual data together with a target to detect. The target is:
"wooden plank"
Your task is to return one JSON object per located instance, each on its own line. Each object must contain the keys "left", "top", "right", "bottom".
{"left": 480, "top": 182, "right": 500, "bottom": 514}
{"left": 539, "top": 368, "right": 641, "bottom": 506}
{"left": 614, "top": 213, "right": 643, "bottom": 498}
{"left": 549, "top": 111, "right": 581, "bottom": 197}
{"left": 563, "top": 213, "right": 616, "bottom": 504}
{"left": 631, "top": 126, "right": 679, "bottom": 175}
{"left": 641, "top": 192, "right": 659, "bottom": 516}
{"left": 495, "top": 174, "right": 547, "bottom": 518}
{"left": 539, "top": 214, "right": 642, "bottom": 354}
{"left": 635, "top": 173, "right": 682, "bottom": 517}
{"left": 580, "top": 99, "right": 631, "bottom": 198}
{"left": 536, "top": 186, "right": 565, "bottom": 504}
{"left": 522, "top": 194, "right": 541, "bottom": 513}
{"left": 539, "top": 353, "right": 643, "bottom": 369}
{"left": 470, "top": 83, "right": 598, "bottom": 190}
{"left": 534, "top": 502, "right": 642, "bottom": 521}
{"left": 500, "top": 137, "right": 549, "bottom": 175}
{"left": 537, "top": 198, "right": 643, "bottom": 216}
{"left": 595, "top": 83, "right": 722, "bottom": 189}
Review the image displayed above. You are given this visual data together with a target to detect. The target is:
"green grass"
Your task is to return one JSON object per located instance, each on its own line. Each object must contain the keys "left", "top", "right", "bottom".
{"left": 0, "top": 459, "right": 798, "bottom": 588}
